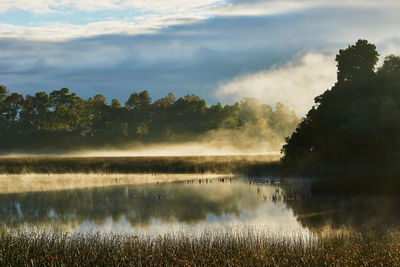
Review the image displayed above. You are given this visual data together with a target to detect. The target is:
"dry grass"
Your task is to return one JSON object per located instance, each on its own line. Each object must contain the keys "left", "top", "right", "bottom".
{"left": 0, "top": 155, "right": 280, "bottom": 175}
{"left": 0, "top": 228, "right": 399, "bottom": 266}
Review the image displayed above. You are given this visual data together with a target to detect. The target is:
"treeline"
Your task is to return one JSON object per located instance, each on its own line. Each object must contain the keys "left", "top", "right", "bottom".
{"left": 0, "top": 87, "right": 299, "bottom": 153}
{"left": 282, "top": 40, "right": 400, "bottom": 175}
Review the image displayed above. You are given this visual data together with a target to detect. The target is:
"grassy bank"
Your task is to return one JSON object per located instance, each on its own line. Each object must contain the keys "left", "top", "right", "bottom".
{"left": 0, "top": 229, "right": 398, "bottom": 266}
{"left": 0, "top": 155, "right": 280, "bottom": 175}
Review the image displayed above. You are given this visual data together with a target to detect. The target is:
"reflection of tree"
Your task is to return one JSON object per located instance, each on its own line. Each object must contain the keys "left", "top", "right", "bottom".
{"left": 281, "top": 181, "right": 400, "bottom": 232}
{"left": 0, "top": 182, "right": 263, "bottom": 229}
{"left": 287, "top": 197, "right": 400, "bottom": 233}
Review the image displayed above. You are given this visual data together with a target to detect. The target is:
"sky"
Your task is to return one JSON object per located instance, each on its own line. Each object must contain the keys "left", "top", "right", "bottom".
{"left": 1, "top": 0, "right": 400, "bottom": 116}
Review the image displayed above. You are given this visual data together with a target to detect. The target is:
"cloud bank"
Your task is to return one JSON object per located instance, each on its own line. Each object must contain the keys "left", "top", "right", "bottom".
{"left": 1, "top": 0, "right": 400, "bottom": 40}
{"left": 216, "top": 53, "right": 337, "bottom": 116}
{"left": 0, "top": 1, "right": 400, "bottom": 116}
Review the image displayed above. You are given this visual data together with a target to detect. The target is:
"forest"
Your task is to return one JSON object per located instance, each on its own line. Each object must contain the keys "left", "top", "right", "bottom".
{"left": 282, "top": 40, "right": 400, "bottom": 175}
{"left": 0, "top": 86, "right": 299, "bottom": 153}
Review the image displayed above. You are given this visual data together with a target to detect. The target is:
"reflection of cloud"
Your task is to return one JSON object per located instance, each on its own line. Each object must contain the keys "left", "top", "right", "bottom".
{"left": 74, "top": 202, "right": 311, "bottom": 239}
{"left": 0, "top": 180, "right": 291, "bottom": 231}
{"left": 216, "top": 53, "right": 337, "bottom": 116}
{"left": 0, "top": 173, "right": 233, "bottom": 194}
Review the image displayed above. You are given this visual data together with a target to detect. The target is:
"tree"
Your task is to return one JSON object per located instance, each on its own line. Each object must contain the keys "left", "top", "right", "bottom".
{"left": 48, "top": 88, "right": 83, "bottom": 132}
{"left": 20, "top": 92, "right": 50, "bottom": 130}
{"left": 0, "top": 85, "right": 300, "bottom": 153}
{"left": 0, "top": 85, "right": 9, "bottom": 127}
{"left": 336, "top": 39, "right": 379, "bottom": 82}
{"left": 0, "top": 85, "right": 8, "bottom": 104}
{"left": 378, "top": 54, "right": 400, "bottom": 74}
{"left": 3, "top": 93, "right": 24, "bottom": 123}
{"left": 282, "top": 40, "right": 400, "bottom": 174}
{"left": 111, "top": 98, "right": 122, "bottom": 109}
{"left": 125, "top": 90, "right": 151, "bottom": 110}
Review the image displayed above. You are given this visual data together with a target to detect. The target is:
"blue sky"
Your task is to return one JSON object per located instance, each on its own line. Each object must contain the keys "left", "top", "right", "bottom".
{"left": 0, "top": 8, "right": 151, "bottom": 26}
{"left": 1, "top": 0, "right": 400, "bottom": 115}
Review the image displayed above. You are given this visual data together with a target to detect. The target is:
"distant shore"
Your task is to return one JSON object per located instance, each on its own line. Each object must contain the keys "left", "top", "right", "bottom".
{"left": 0, "top": 155, "right": 281, "bottom": 175}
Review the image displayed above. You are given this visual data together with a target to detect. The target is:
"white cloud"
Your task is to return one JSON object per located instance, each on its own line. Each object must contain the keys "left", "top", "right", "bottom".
{"left": 381, "top": 42, "right": 400, "bottom": 58}
{"left": 213, "top": 1, "right": 314, "bottom": 16}
{"left": 0, "top": 0, "right": 224, "bottom": 40}
{"left": 216, "top": 53, "right": 337, "bottom": 116}
{"left": 2, "top": 0, "right": 399, "bottom": 15}
{"left": 121, "top": 0, "right": 225, "bottom": 13}
{"left": 0, "top": 13, "right": 207, "bottom": 41}
{"left": 213, "top": 0, "right": 400, "bottom": 17}
{"left": 0, "top": 0, "right": 225, "bottom": 14}
{"left": 0, "top": 22, "right": 146, "bottom": 41}
{"left": 1, "top": 0, "right": 400, "bottom": 41}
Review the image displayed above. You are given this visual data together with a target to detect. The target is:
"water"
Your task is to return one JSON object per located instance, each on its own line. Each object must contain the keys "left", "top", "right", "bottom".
{"left": 0, "top": 175, "right": 399, "bottom": 237}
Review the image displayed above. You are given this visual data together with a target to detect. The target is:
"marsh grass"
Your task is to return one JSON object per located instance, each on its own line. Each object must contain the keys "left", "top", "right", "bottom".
{"left": 0, "top": 228, "right": 399, "bottom": 266}
{"left": 0, "top": 155, "right": 280, "bottom": 175}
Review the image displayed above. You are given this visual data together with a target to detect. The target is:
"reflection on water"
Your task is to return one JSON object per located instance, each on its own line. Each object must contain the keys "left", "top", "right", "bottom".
{"left": 0, "top": 177, "right": 309, "bottom": 237}
{"left": 0, "top": 173, "right": 234, "bottom": 194}
{"left": 279, "top": 178, "right": 400, "bottom": 235}
{"left": 1, "top": 175, "right": 399, "bottom": 236}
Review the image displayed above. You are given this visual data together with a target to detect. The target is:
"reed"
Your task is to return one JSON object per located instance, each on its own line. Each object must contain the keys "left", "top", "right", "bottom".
{"left": 0, "top": 228, "right": 398, "bottom": 266}
{"left": 0, "top": 155, "right": 280, "bottom": 175}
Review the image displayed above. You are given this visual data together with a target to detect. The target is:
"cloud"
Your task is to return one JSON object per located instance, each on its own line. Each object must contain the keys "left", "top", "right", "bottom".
{"left": 214, "top": 0, "right": 400, "bottom": 17}
{"left": 2, "top": 0, "right": 399, "bottom": 16}
{"left": 0, "top": 14, "right": 210, "bottom": 41}
{"left": 0, "top": 0, "right": 225, "bottom": 14}
{"left": 380, "top": 41, "right": 400, "bottom": 58}
{"left": 0, "top": 0, "right": 224, "bottom": 40}
{"left": 2, "top": 0, "right": 400, "bottom": 41}
{"left": 216, "top": 53, "right": 337, "bottom": 116}
{"left": 1, "top": 4, "right": 400, "bottom": 108}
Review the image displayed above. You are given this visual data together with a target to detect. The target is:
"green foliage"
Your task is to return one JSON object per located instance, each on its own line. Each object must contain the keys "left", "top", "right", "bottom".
{"left": 336, "top": 39, "right": 379, "bottom": 82}
{"left": 282, "top": 40, "right": 400, "bottom": 174}
{"left": 378, "top": 54, "right": 400, "bottom": 74}
{"left": 0, "top": 87, "right": 298, "bottom": 153}
{"left": 111, "top": 98, "right": 122, "bottom": 108}
{"left": 125, "top": 90, "right": 151, "bottom": 110}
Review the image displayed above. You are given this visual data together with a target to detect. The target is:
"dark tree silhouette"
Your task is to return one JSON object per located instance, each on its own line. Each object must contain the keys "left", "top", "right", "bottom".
{"left": 336, "top": 40, "right": 379, "bottom": 82}
{"left": 282, "top": 40, "right": 400, "bottom": 175}
{"left": 378, "top": 54, "right": 400, "bottom": 74}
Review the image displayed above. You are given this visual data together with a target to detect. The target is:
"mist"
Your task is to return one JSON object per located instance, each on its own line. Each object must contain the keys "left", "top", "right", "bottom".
{"left": 216, "top": 52, "right": 337, "bottom": 116}
{"left": 0, "top": 86, "right": 300, "bottom": 156}
{"left": 68, "top": 99, "right": 299, "bottom": 157}
{"left": 0, "top": 173, "right": 233, "bottom": 194}
{"left": 72, "top": 143, "right": 280, "bottom": 157}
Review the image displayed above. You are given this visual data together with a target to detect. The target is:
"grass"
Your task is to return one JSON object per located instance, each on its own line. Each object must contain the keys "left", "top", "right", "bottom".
{"left": 0, "top": 228, "right": 399, "bottom": 266}
{"left": 0, "top": 155, "right": 280, "bottom": 175}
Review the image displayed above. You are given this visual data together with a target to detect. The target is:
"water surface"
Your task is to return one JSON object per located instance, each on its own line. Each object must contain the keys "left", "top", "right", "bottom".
{"left": 1, "top": 175, "right": 399, "bottom": 237}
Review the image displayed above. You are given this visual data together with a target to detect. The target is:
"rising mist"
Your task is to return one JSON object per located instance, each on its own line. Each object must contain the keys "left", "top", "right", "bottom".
{"left": 0, "top": 86, "right": 300, "bottom": 155}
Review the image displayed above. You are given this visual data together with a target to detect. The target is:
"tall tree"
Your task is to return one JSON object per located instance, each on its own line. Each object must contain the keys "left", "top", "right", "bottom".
{"left": 336, "top": 39, "right": 379, "bottom": 83}
{"left": 282, "top": 40, "right": 400, "bottom": 174}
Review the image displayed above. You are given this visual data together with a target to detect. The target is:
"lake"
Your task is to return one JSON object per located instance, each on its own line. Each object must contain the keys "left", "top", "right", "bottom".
{"left": 1, "top": 174, "right": 398, "bottom": 238}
